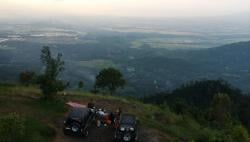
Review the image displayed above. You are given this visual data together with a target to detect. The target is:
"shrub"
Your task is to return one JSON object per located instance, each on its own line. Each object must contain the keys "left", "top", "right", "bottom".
{"left": 0, "top": 113, "right": 25, "bottom": 142}
{"left": 231, "top": 125, "right": 249, "bottom": 142}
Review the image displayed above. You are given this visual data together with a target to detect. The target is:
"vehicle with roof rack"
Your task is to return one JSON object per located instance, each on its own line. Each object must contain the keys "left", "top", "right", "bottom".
{"left": 114, "top": 113, "right": 139, "bottom": 142}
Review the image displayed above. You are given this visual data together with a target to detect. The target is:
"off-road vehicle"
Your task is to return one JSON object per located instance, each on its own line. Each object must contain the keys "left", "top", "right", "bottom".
{"left": 114, "top": 113, "right": 139, "bottom": 142}
{"left": 63, "top": 107, "right": 94, "bottom": 137}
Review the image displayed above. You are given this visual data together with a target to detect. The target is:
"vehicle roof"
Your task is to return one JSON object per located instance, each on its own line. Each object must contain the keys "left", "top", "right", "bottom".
{"left": 120, "top": 113, "right": 136, "bottom": 125}
{"left": 69, "top": 107, "right": 90, "bottom": 119}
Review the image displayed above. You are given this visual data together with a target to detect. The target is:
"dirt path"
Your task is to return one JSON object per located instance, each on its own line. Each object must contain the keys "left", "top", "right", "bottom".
{"left": 54, "top": 125, "right": 115, "bottom": 142}
{"left": 52, "top": 116, "right": 162, "bottom": 142}
{"left": 53, "top": 123, "right": 161, "bottom": 142}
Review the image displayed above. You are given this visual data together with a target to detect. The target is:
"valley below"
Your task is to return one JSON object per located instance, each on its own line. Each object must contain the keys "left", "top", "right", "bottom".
{"left": 0, "top": 22, "right": 250, "bottom": 96}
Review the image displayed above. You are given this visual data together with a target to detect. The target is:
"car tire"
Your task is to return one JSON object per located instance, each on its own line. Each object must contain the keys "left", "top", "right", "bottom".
{"left": 63, "top": 129, "right": 68, "bottom": 135}
{"left": 82, "top": 129, "right": 89, "bottom": 137}
{"left": 71, "top": 122, "right": 81, "bottom": 133}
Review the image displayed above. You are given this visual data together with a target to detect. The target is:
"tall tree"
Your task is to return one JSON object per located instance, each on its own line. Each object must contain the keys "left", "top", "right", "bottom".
{"left": 95, "top": 68, "right": 126, "bottom": 95}
{"left": 37, "top": 46, "right": 65, "bottom": 99}
{"left": 78, "top": 81, "right": 84, "bottom": 89}
{"left": 211, "top": 93, "right": 232, "bottom": 128}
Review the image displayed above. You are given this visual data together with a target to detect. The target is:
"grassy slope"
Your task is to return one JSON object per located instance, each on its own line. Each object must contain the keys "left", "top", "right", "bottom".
{"left": 0, "top": 84, "right": 215, "bottom": 142}
{"left": 0, "top": 84, "right": 65, "bottom": 142}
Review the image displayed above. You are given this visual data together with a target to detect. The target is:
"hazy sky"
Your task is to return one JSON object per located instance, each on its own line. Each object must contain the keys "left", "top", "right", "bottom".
{"left": 1, "top": 0, "right": 250, "bottom": 18}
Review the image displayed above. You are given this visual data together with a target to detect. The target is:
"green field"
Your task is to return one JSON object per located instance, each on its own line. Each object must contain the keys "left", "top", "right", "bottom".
{"left": 131, "top": 38, "right": 208, "bottom": 49}
{"left": 79, "top": 59, "right": 118, "bottom": 69}
{"left": 0, "top": 45, "right": 16, "bottom": 50}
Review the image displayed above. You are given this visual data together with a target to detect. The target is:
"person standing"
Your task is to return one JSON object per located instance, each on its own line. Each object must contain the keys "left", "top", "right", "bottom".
{"left": 87, "top": 99, "right": 95, "bottom": 109}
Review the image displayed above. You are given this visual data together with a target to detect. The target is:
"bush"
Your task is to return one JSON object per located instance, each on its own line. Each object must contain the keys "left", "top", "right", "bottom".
{"left": 231, "top": 125, "right": 249, "bottom": 142}
{"left": 194, "top": 125, "right": 250, "bottom": 142}
{"left": 0, "top": 113, "right": 25, "bottom": 142}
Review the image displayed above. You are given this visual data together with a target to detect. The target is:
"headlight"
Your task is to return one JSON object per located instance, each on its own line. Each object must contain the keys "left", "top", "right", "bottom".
{"left": 71, "top": 126, "right": 79, "bottom": 132}
{"left": 123, "top": 134, "right": 131, "bottom": 141}
{"left": 120, "top": 127, "right": 125, "bottom": 131}
{"left": 130, "top": 127, "right": 134, "bottom": 131}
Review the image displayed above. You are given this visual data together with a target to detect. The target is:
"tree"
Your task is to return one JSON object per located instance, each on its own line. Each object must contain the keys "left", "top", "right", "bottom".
{"left": 37, "top": 46, "right": 66, "bottom": 99}
{"left": 211, "top": 93, "right": 232, "bottom": 128}
{"left": 238, "top": 96, "right": 250, "bottom": 129}
{"left": 19, "top": 71, "right": 36, "bottom": 86}
{"left": 172, "top": 98, "right": 189, "bottom": 115}
{"left": 78, "top": 81, "right": 84, "bottom": 89}
{"left": 95, "top": 68, "right": 126, "bottom": 95}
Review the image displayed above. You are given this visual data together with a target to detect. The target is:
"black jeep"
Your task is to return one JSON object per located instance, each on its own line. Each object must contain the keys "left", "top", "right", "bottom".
{"left": 114, "top": 113, "right": 139, "bottom": 142}
{"left": 63, "top": 107, "right": 94, "bottom": 137}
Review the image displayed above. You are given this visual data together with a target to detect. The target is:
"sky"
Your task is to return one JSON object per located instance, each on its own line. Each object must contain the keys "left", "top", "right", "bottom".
{"left": 1, "top": 0, "right": 250, "bottom": 18}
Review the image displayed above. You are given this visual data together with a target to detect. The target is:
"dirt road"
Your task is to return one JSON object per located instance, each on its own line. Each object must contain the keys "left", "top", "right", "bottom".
{"left": 54, "top": 126, "right": 115, "bottom": 142}
{"left": 54, "top": 124, "right": 160, "bottom": 142}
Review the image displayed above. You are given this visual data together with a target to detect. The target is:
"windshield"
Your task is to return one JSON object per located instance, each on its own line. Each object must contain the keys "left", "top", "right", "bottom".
{"left": 120, "top": 114, "right": 136, "bottom": 125}
{"left": 69, "top": 108, "right": 89, "bottom": 119}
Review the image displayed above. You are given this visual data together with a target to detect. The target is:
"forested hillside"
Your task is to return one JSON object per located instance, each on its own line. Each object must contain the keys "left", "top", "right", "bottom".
{"left": 144, "top": 79, "right": 250, "bottom": 142}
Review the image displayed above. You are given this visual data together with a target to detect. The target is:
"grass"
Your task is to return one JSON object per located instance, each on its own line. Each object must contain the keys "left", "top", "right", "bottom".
{"left": 0, "top": 45, "right": 16, "bottom": 50}
{"left": 0, "top": 105, "right": 56, "bottom": 142}
{"left": 0, "top": 85, "right": 64, "bottom": 142}
{"left": 0, "top": 84, "right": 41, "bottom": 98}
{"left": 131, "top": 38, "right": 208, "bottom": 49}
{"left": 24, "top": 117, "right": 56, "bottom": 142}
{"left": 0, "top": 84, "right": 221, "bottom": 141}
{"left": 79, "top": 59, "right": 118, "bottom": 69}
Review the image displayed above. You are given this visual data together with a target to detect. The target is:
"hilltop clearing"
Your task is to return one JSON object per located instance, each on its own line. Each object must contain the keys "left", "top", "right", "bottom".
{"left": 0, "top": 85, "right": 172, "bottom": 142}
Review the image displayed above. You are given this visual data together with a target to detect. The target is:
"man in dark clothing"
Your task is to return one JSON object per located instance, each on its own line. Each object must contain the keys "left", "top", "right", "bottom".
{"left": 87, "top": 99, "right": 95, "bottom": 109}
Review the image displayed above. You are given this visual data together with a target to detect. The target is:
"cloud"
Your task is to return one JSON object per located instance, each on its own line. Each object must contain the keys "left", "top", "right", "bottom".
{"left": 0, "top": 0, "right": 250, "bottom": 18}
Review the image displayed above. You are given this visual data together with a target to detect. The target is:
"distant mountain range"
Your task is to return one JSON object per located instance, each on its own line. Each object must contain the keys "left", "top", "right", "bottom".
{"left": 126, "top": 41, "right": 250, "bottom": 95}
{"left": 188, "top": 41, "right": 250, "bottom": 92}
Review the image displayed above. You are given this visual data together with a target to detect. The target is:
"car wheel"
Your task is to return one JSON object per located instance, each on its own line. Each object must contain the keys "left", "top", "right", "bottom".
{"left": 63, "top": 129, "right": 69, "bottom": 135}
{"left": 82, "top": 129, "right": 89, "bottom": 137}
{"left": 71, "top": 123, "right": 81, "bottom": 133}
